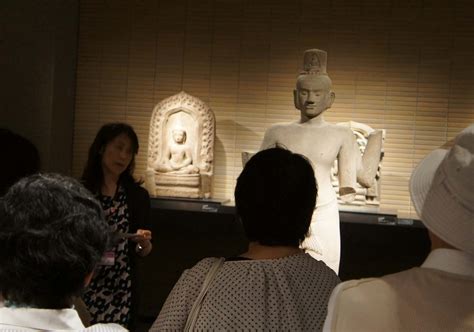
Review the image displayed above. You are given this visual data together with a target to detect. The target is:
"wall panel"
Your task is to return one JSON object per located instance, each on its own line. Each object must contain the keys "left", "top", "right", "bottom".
{"left": 74, "top": 0, "right": 474, "bottom": 218}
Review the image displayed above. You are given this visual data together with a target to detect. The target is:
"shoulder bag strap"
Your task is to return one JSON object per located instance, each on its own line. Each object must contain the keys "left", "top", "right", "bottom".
{"left": 184, "top": 257, "right": 225, "bottom": 331}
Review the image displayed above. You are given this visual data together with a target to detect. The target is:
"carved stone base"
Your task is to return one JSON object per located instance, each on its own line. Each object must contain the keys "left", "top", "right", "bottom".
{"left": 155, "top": 173, "right": 199, "bottom": 198}
{"left": 155, "top": 186, "right": 202, "bottom": 198}
{"left": 156, "top": 173, "right": 200, "bottom": 187}
{"left": 153, "top": 173, "right": 211, "bottom": 199}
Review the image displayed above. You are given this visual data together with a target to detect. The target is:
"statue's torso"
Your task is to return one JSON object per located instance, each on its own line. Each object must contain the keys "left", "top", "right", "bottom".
{"left": 262, "top": 121, "right": 356, "bottom": 205}
{"left": 169, "top": 145, "right": 189, "bottom": 164}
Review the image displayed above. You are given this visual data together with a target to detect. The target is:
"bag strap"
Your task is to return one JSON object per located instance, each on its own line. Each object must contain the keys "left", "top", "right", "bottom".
{"left": 184, "top": 257, "right": 225, "bottom": 331}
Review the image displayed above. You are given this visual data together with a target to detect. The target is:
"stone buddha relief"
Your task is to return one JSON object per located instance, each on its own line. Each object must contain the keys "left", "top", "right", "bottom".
{"left": 146, "top": 91, "right": 215, "bottom": 198}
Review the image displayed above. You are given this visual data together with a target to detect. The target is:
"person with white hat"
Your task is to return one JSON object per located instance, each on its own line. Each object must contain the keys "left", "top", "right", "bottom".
{"left": 323, "top": 124, "right": 474, "bottom": 332}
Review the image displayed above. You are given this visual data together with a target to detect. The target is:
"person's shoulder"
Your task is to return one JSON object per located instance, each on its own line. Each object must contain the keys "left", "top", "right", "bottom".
{"left": 332, "top": 277, "right": 386, "bottom": 296}
{"left": 327, "top": 276, "right": 399, "bottom": 311}
{"left": 333, "top": 267, "right": 431, "bottom": 300}
{"left": 296, "top": 254, "right": 341, "bottom": 281}
{"left": 180, "top": 257, "right": 221, "bottom": 276}
{"left": 175, "top": 257, "right": 224, "bottom": 286}
{"left": 327, "top": 278, "right": 386, "bottom": 306}
{"left": 192, "top": 257, "right": 223, "bottom": 270}
{"left": 125, "top": 182, "right": 150, "bottom": 199}
{"left": 135, "top": 184, "right": 150, "bottom": 198}
{"left": 323, "top": 277, "right": 397, "bottom": 331}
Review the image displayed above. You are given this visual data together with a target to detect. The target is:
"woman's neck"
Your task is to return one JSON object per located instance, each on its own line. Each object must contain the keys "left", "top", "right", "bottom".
{"left": 241, "top": 242, "right": 303, "bottom": 260}
{"left": 101, "top": 172, "right": 119, "bottom": 197}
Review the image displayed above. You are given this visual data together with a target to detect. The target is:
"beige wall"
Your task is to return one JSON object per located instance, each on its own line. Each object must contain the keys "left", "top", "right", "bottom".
{"left": 73, "top": 0, "right": 474, "bottom": 218}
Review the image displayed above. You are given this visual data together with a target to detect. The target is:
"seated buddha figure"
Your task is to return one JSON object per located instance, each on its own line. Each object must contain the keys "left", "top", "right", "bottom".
{"left": 154, "top": 129, "right": 199, "bottom": 174}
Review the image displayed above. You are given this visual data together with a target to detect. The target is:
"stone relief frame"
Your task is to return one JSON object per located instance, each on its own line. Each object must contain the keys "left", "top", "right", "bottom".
{"left": 331, "top": 121, "right": 386, "bottom": 211}
{"left": 146, "top": 91, "right": 215, "bottom": 198}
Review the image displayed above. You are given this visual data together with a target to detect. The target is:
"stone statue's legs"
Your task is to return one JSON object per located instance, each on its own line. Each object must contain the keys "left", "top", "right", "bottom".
{"left": 301, "top": 199, "right": 340, "bottom": 274}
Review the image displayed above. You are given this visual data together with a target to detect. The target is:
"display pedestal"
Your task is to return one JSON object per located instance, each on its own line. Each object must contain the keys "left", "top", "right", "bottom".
{"left": 150, "top": 195, "right": 232, "bottom": 213}
{"left": 135, "top": 198, "right": 430, "bottom": 324}
{"left": 135, "top": 197, "right": 246, "bottom": 322}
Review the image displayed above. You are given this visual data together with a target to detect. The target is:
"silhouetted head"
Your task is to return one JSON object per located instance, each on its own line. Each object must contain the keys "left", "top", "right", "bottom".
{"left": 0, "top": 173, "right": 109, "bottom": 308}
{"left": 235, "top": 147, "right": 317, "bottom": 247}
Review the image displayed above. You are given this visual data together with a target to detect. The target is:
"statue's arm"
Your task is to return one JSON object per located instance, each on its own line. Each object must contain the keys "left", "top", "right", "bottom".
{"left": 154, "top": 147, "right": 171, "bottom": 171}
{"left": 338, "top": 130, "right": 359, "bottom": 202}
{"left": 181, "top": 148, "right": 193, "bottom": 168}
{"left": 164, "top": 147, "right": 172, "bottom": 164}
{"left": 357, "top": 130, "right": 383, "bottom": 188}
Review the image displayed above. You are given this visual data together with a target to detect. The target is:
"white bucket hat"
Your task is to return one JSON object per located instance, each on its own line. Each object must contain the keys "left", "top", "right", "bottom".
{"left": 410, "top": 124, "right": 474, "bottom": 255}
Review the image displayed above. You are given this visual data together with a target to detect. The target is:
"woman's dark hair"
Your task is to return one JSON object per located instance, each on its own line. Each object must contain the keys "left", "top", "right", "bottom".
{"left": 81, "top": 123, "right": 140, "bottom": 193}
{"left": 0, "top": 173, "right": 109, "bottom": 308}
{"left": 234, "top": 147, "right": 317, "bottom": 247}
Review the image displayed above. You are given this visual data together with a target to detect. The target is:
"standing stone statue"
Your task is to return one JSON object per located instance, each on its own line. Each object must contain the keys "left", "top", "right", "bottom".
{"left": 261, "top": 49, "right": 383, "bottom": 273}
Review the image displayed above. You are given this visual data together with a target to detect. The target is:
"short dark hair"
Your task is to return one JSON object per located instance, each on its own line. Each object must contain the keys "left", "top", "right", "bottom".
{"left": 0, "top": 128, "right": 40, "bottom": 196}
{"left": 0, "top": 174, "right": 109, "bottom": 308}
{"left": 235, "top": 147, "right": 317, "bottom": 247}
{"left": 81, "top": 122, "right": 140, "bottom": 193}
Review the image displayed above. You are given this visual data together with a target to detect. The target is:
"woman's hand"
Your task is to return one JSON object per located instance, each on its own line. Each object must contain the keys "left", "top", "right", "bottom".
{"left": 131, "top": 229, "right": 153, "bottom": 256}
